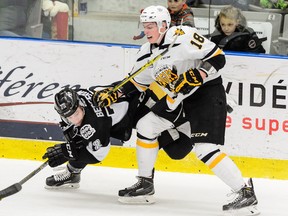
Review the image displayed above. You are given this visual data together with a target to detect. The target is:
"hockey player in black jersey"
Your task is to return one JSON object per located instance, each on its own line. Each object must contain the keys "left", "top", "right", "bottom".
{"left": 43, "top": 87, "right": 192, "bottom": 190}
{"left": 94, "top": 5, "right": 259, "bottom": 215}
{"left": 42, "top": 87, "right": 137, "bottom": 189}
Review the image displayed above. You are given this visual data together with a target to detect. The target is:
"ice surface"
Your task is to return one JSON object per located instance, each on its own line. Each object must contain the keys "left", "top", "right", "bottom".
{"left": 0, "top": 159, "right": 287, "bottom": 216}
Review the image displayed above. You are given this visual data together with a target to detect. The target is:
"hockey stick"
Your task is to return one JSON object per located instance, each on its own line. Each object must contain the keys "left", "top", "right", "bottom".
{"left": 0, "top": 160, "right": 48, "bottom": 200}
{"left": 112, "top": 32, "right": 178, "bottom": 92}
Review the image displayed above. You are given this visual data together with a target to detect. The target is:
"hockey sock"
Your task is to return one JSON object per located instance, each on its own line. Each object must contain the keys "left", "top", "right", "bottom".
{"left": 136, "top": 138, "right": 159, "bottom": 178}
{"left": 209, "top": 154, "right": 245, "bottom": 192}
{"left": 195, "top": 143, "right": 245, "bottom": 192}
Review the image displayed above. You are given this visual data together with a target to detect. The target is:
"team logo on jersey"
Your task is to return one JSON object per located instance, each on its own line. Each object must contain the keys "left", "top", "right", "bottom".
{"left": 80, "top": 124, "right": 96, "bottom": 139}
{"left": 174, "top": 28, "right": 185, "bottom": 36}
{"left": 248, "top": 39, "right": 256, "bottom": 49}
{"left": 88, "top": 139, "right": 102, "bottom": 151}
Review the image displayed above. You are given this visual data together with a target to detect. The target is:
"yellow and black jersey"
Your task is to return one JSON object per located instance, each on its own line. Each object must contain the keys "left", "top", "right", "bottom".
{"left": 130, "top": 25, "right": 226, "bottom": 110}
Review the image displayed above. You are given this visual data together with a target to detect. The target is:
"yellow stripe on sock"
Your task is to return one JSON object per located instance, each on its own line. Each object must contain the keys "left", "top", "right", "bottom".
{"left": 208, "top": 153, "right": 226, "bottom": 169}
{"left": 136, "top": 139, "right": 159, "bottom": 148}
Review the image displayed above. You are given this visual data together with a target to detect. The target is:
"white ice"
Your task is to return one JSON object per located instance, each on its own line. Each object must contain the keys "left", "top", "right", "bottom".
{"left": 0, "top": 158, "right": 287, "bottom": 216}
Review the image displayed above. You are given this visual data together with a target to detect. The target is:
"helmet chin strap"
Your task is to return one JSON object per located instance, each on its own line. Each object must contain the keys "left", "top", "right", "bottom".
{"left": 156, "top": 32, "right": 165, "bottom": 45}
{"left": 156, "top": 23, "right": 168, "bottom": 44}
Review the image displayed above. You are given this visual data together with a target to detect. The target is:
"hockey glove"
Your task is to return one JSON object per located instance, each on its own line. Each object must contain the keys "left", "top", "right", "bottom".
{"left": 173, "top": 68, "right": 203, "bottom": 94}
{"left": 155, "top": 65, "right": 178, "bottom": 91}
{"left": 92, "top": 88, "right": 119, "bottom": 107}
{"left": 42, "top": 142, "right": 78, "bottom": 167}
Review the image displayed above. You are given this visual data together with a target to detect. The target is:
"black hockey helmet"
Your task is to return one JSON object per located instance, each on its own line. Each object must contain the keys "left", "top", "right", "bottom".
{"left": 54, "top": 88, "right": 79, "bottom": 117}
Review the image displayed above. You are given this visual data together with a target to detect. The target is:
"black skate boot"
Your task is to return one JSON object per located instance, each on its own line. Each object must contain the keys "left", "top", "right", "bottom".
{"left": 45, "top": 166, "right": 81, "bottom": 189}
{"left": 223, "top": 178, "right": 260, "bottom": 215}
{"left": 118, "top": 176, "right": 155, "bottom": 204}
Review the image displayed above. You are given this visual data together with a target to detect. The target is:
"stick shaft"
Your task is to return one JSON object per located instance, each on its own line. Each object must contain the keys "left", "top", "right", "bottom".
{"left": 0, "top": 161, "right": 48, "bottom": 200}
{"left": 19, "top": 161, "right": 48, "bottom": 185}
{"left": 110, "top": 27, "right": 181, "bottom": 94}
{"left": 111, "top": 48, "right": 169, "bottom": 93}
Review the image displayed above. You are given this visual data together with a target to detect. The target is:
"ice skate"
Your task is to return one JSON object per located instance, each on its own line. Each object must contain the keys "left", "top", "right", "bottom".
{"left": 223, "top": 178, "right": 260, "bottom": 216}
{"left": 118, "top": 176, "right": 155, "bottom": 204}
{"left": 45, "top": 166, "right": 80, "bottom": 189}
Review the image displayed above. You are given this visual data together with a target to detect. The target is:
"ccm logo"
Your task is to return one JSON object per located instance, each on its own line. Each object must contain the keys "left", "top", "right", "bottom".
{"left": 191, "top": 133, "right": 208, "bottom": 137}
{"left": 66, "top": 143, "right": 74, "bottom": 158}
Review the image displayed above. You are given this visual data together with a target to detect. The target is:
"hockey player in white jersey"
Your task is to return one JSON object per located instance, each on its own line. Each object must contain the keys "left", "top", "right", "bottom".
{"left": 94, "top": 5, "right": 259, "bottom": 215}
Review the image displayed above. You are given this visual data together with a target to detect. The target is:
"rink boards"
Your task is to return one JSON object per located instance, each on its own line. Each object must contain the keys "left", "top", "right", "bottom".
{"left": 0, "top": 38, "right": 287, "bottom": 179}
{"left": 0, "top": 137, "right": 287, "bottom": 180}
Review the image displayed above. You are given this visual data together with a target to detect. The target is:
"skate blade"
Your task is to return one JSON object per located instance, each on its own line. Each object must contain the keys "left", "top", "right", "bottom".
{"left": 118, "top": 195, "right": 156, "bottom": 204}
{"left": 45, "top": 183, "right": 80, "bottom": 190}
{"left": 223, "top": 205, "right": 260, "bottom": 216}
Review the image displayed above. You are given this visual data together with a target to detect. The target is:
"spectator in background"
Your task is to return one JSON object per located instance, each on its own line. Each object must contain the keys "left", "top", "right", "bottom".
{"left": 168, "top": 0, "right": 195, "bottom": 27}
{"left": 0, "top": 0, "right": 29, "bottom": 36}
{"left": 133, "top": 0, "right": 195, "bottom": 40}
{"left": 42, "top": 0, "right": 69, "bottom": 40}
{"left": 210, "top": 5, "right": 266, "bottom": 53}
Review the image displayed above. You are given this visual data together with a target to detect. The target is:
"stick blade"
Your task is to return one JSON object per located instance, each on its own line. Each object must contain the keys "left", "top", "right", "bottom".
{"left": 0, "top": 183, "right": 22, "bottom": 200}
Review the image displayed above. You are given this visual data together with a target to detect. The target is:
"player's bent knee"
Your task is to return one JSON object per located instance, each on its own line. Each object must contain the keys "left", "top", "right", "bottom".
{"left": 163, "top": 132, "right": 193, "bottom": 160}
{"left": 136, "top": 117, "right": 158, "bottom": 140}
{"left": 194, "top": 143, "right": 220, "bottom": 163}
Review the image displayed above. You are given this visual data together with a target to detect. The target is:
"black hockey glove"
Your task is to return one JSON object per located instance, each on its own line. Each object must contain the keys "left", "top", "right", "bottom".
{"left": 92, "top": 88, "right": 119, "bottom": 107}
{"left": 42, "top": 142, "right": 79, "bottom": 167}
{"left": 155, "top": 65, "right": 178, "bottom": 91}
{"left": 173, "top": 68, "right": 203, "bottom": 94}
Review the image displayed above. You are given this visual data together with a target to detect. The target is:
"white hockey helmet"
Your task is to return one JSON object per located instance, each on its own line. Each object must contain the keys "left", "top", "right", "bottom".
{"left": 140, "top": 5, "right": 171, "bottom": 30}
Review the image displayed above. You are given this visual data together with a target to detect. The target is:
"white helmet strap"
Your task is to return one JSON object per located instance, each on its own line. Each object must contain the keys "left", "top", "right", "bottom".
{"left": 157, "top": 22, "right": 168, "bottom": 44}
